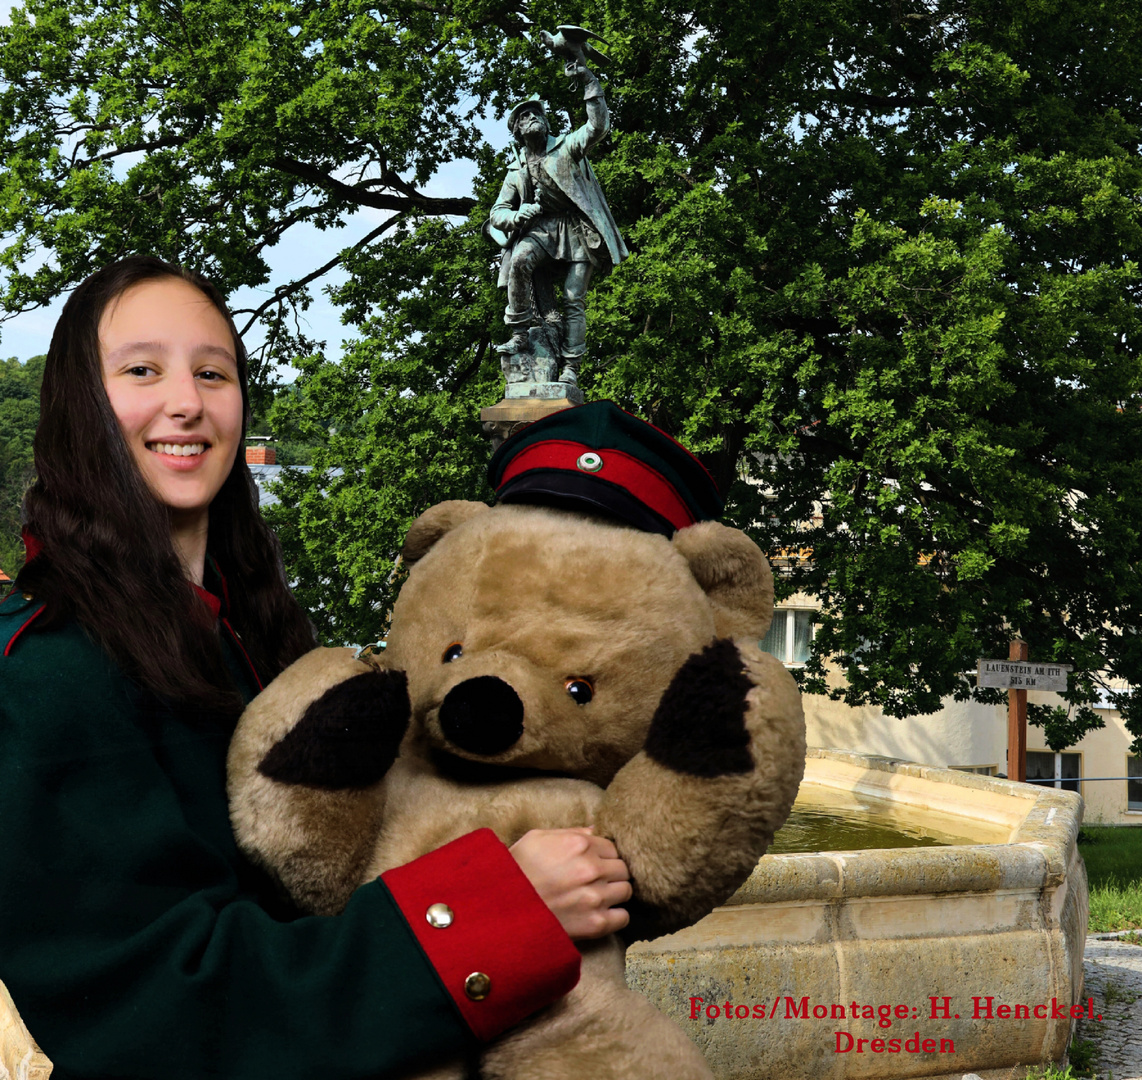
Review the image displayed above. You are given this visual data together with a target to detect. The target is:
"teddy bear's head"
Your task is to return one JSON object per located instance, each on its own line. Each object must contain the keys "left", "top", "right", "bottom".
{"left": 385, "top": 500, "right": 774, "bottom": 788}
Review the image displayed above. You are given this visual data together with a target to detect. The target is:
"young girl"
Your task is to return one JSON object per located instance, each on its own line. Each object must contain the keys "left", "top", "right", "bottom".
{"left": 0, "top": 256, "right": 630, "bottom": 1079}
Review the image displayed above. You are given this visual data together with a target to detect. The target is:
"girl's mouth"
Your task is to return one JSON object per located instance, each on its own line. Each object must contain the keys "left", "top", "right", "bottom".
{"left": 146, "top": 442, "right": 207, "bottom": 457}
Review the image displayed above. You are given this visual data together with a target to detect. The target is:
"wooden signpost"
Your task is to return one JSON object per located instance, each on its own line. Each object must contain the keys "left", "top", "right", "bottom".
{"left": 976, "top": 642, "right": 1072, "bottom": 784}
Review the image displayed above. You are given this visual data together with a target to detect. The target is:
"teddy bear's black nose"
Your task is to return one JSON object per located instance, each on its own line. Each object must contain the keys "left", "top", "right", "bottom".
{"left": 439, "top": 676, "right": 525, "bottom": 755}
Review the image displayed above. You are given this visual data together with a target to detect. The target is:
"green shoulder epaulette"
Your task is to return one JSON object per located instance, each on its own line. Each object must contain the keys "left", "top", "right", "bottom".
{"left": 0, "top": 590, "right": 46, "bottom": 657}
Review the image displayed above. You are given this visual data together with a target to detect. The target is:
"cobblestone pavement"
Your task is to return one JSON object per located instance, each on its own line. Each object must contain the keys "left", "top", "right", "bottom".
{"left": 1073, "top": 931, "right": 1142, "bottom": 1080}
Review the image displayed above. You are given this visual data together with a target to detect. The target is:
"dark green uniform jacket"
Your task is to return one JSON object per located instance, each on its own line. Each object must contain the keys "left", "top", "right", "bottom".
{"left": 0, "top": 574, "right": 577, "bottom": 1079}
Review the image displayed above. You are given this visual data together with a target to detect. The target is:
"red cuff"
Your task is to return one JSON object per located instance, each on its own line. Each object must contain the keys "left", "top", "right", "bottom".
{"left": 381, "top": 828, "right": 581, "bottom": 1040}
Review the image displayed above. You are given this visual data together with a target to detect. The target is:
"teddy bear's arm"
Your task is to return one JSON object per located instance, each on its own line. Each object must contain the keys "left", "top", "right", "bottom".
{"left": 228, "top": 647, "right": 411, "bottom": 915}
{"left": 593, "top": 639, "right": 805, "bottom": 943}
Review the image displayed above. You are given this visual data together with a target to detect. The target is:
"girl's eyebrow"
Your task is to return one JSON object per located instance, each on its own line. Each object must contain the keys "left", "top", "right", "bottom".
{"left": 193, "top": 344, "right": 237, "bottom": 364}
{"left": 104, "top": 340, "right": 167, "bottom": 363}
{"left": 104, "top": 341, "right": 237, "bottom": 364}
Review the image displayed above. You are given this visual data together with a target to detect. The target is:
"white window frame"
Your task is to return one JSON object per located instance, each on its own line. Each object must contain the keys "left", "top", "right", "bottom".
{"left": 760, "top": 608, "right": 816, "bottom": 666}
{"left": 1026, "top": 750, "right": 1082, "bottom": 793}
{"left": 1128, "top": 756, "right": 1142, "bottom": 812}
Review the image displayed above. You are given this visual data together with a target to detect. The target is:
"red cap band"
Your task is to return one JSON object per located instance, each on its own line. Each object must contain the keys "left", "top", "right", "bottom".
{"left": 499, "top": 439, "right": 697, "bottom": 531}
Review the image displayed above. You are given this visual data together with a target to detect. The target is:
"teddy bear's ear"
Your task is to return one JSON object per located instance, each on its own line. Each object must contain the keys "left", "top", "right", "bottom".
{"left": 672, "top": 521, "right": 776, "bottom": 640}
{"left": 401, "top": 501, "right": 490, "bottom": 566}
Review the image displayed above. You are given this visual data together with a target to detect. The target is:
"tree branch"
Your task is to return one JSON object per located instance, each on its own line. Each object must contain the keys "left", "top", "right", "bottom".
{"left": 246, "top": 206, "right": 324, "bottom": 260}
{"left": 448, "top": 336, "right": 488, "bottom": 393}
{"left": 231, "top": 213, "right": 404, "bottom": 337}
{"left": 270, "top": 156, "right": 477, "bottom": 216}
{"left": 72, "top": 134, "right": 186, "bottom": 169}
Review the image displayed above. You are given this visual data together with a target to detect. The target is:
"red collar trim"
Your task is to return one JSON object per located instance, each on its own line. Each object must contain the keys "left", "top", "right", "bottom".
{"left": 205, "top": 554, "right": 231, "bottom": 612}
{"left": 191, "top": 582, "right": 223, "bottom": 619}
{"left": 193, "top": 570, "right": 264, "bottom": 690}
{"left": 21, "top": 528, "right": 43, "bottom": 563}
{"left": 195, "top": 555, "right": 232, "bottom": 620}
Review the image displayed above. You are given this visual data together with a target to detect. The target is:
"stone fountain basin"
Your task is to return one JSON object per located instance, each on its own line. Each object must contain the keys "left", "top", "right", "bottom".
{"left": 626, "top": 747, "right": 1088, "bottom": 1080}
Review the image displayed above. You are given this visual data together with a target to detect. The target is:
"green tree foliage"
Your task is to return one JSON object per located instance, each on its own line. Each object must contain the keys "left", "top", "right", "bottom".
{"left": 2, "top": 0, "right": 1140, "bottom": 748}
{"left": 248, "top": 382, "right": 319, "bottom": 466}
{"left": 0, "top": 355, "right": 44, "bottom": 577}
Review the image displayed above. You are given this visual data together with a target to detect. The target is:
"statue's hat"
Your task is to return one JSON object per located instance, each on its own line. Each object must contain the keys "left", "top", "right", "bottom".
{"left": 507, "top": 94, "right": 546, "bottom": 131}
{"left": 488, "top": 401, "right": 722, "bottom": 536}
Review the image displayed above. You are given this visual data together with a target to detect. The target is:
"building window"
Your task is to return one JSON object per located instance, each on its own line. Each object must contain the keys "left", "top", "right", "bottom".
{"left": 1026, "top": 751, "right": 1081, "bottom": 794}
{"left": 760, "top": 609, "right": 814, "bottom": 665}
{"left": 951, "top": 765, "right": 997, "bottom": 776}
{"left": 1129, "top": 757, "right": 1142, "bottom": 812}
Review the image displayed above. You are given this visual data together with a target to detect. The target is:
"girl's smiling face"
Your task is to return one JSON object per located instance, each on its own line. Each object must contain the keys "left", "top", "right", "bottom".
{"left": 99, "top": 276, "right": 244, "bottom": 527}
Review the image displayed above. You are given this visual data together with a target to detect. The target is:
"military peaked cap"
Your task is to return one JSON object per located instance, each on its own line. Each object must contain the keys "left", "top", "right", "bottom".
{"left": 488, "top": 400, "right": 722, "bottom": 536}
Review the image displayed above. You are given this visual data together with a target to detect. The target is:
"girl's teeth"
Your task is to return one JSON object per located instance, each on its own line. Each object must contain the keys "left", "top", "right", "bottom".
{"left": 150, "top": 443, "right": 205, "bottom": 457}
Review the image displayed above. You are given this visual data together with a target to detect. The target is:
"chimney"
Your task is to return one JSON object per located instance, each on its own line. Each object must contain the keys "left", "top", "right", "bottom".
{"left": 246, "top": 444, "right": 276, "bottom": 465}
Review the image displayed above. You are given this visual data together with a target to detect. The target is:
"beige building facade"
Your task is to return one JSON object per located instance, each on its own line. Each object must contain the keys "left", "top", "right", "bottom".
{"left": 764, "top": 600, "right": 1142, "bottom": 825}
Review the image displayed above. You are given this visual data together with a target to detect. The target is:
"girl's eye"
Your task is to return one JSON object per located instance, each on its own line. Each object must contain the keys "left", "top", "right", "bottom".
{"left": 442, "top": 642, "right": 463, "bottom": 663}
{"left": 565, "top": 677, "right": 594, "bottom": 705}
{"left": 197, "top": 369, "right": 227, "bottom": 381}
{"left": 127, "top": 365, "right": 155, "bottom": 377}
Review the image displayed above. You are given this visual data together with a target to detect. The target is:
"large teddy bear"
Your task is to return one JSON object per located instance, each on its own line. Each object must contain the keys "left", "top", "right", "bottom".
{"left": 227, "top": 402, "right": 805, "bottom": 1080}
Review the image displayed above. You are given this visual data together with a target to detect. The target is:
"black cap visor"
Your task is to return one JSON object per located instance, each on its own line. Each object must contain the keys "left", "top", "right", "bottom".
{"left": 497, "top": 470, "right": 677, "bottom": 536}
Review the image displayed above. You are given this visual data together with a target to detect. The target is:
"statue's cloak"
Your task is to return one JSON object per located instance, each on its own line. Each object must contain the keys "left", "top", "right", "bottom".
{"left": 489, "top": 120, "right": 629, "bottom": 286}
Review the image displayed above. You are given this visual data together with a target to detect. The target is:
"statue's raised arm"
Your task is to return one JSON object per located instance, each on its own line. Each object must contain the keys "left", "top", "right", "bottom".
{"left": 487, "top": 26, "right": 629, "bottom": 392}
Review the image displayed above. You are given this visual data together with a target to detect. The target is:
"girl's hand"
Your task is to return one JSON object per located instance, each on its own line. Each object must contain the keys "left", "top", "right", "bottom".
{"left": 509, "top": 827, "right": 632, "bottom": 940}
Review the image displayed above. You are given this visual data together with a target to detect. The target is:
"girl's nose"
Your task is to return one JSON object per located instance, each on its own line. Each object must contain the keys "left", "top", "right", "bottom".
{"left": 166, "top": 371, "right": 204, "bottom": 420}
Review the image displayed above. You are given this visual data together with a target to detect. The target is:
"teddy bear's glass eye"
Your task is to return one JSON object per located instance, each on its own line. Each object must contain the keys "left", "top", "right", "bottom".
{"left": 442, "top": 642, "right": 464, "bottom": 663}
{"left": 565, "top": 677, "right": 594, "bottom": 705}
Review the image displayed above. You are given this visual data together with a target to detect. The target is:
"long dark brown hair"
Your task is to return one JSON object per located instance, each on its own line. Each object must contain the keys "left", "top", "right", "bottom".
{"left": 16, "top": 256, "right": 317, "bottom": 716}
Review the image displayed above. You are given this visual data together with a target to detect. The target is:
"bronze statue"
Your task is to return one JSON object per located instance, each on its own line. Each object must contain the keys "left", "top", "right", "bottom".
{"left": 487, "top": 27, "right": 629, "bottom": 389}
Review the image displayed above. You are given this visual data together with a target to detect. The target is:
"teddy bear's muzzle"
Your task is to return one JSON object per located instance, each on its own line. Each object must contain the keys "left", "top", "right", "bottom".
{"left": 438, "top": 675, "right": 526, "bottom": 755}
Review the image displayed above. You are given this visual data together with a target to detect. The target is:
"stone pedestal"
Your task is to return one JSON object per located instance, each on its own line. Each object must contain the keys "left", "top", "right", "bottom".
{"left": 504, "top": 382, "right": 584, "bottom": 402}
{"left": 480, "top": 388, "right": 583, "bottom": 449}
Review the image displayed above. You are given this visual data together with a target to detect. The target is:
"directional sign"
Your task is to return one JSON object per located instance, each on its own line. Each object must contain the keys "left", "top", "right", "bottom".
{"left": 977, "top": 660, "right": 1072, "bottom": 692}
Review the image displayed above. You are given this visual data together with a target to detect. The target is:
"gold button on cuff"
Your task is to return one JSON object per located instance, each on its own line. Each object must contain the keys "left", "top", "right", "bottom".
{"left": 425, "top": 902, "right": 454, "bottom": 929}
{"left": 464, "top": 972, "right": 491, "bottom": 1001}
{"left": 21, "top": 593, "right": 33, "bottom": 601}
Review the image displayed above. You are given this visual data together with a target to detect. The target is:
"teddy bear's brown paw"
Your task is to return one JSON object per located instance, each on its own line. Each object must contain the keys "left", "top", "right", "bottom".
{"left": 257, "top": 667, "right": 410, "bottom": 789}
{"left": 594, "top": 639, "right": 804, "bottom": 940}
{"left": 643, "top": 638, "right": 754, "bottom": 777}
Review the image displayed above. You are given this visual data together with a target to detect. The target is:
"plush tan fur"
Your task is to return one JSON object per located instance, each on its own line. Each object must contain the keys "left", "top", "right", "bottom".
{"left": 228, "top": 503, "right": 806, "bottom": 1080}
